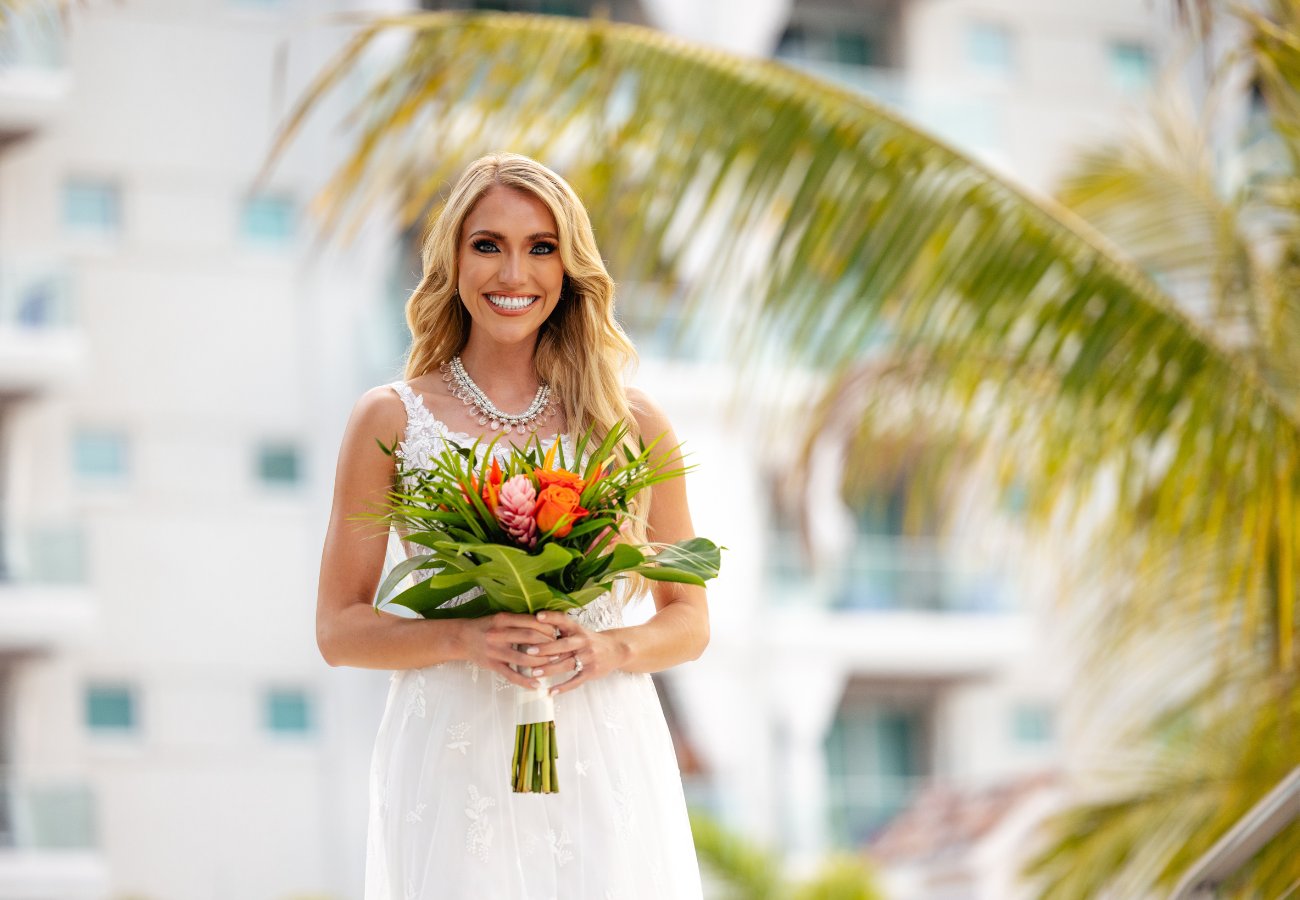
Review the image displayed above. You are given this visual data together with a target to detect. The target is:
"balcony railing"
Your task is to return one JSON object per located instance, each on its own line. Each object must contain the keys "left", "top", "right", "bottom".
{"left": 0, "top": 773, "right": 96, "bottom": 850}
{"left": 767, "top": 532, "right": 1013, "bottom": 613}
{"left": 0, "top": 525, "right": 87, "bottom": 586}
{"left": 0, "top": 259, "right": 73, "bottom": 330}
{"left": 0, "top": 6, "right": 65, "bottom": 71}
{"left": 773, "top": 56, "right": 1002, "bottom": 156}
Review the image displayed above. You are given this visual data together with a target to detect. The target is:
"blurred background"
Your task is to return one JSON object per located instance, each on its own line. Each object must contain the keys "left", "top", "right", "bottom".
{"left": 1, "top": 0, "right": 1297, "bottom": 898}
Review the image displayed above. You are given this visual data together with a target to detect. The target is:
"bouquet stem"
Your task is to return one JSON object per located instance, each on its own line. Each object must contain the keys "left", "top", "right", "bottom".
{"left": 511, "top": 676, "right": 559, "bottom": 793}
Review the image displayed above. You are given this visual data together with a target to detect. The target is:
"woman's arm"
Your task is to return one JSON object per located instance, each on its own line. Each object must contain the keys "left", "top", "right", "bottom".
{"left": 536, "top": 389, "right": 711, "bottom": 692}
{"left": 315, "top": 386, "right": 553, "bottom": 684}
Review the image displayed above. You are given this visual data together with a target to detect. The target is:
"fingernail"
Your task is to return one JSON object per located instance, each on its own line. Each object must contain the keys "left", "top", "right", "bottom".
{"left": 531, "top": 667, "right": 544, "bottom": 676}
{"left": 525, "top": 646, "right": 539, "bottom": 655}
{"left": 548, "top": 688, "right": 558, "bottom": 696}
{"left": 549, "top": 656, "right": 560, "bottom": 663}
{"left": 536, "top": 612, "right": 546, "bottom": 621}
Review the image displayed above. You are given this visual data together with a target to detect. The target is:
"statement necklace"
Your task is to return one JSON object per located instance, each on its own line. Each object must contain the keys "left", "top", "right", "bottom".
{"left": 441, "top": 356, "right": 557, "bottom": 435}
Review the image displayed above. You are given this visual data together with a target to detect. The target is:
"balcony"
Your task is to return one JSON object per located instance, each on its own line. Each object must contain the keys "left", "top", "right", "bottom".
{"left": 0, "top": 258, "right": 83, "bottom": 399}
{"left": 0, "top": 771, "right": 107, "bottom": 899}
{"left": 765, "top": 533, "right": 1027, "bottom": 678}
{"left": 0, "top": 6, "right": 71, "bottom": 148}
{"left": 773, "top": 56, "right": 1002, "bottom": 159}
{"left": 0, "top": 525, "right": 96, "bottom": 652}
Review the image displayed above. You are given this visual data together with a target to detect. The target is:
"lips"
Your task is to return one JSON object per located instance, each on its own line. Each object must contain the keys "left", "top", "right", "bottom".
{"left": 486, "top": 293, "right": 540, "bottom": 311}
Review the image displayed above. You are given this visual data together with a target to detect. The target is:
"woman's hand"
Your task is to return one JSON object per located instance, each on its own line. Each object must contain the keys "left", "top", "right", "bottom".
{"left": 455, "top": 612, "right": 561, "bottom": 690}
{"left": 526, "top": 610, "right": 630, "bottom": 695}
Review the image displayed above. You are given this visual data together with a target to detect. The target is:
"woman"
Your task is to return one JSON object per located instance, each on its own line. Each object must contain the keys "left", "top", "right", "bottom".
{"left": 316, "top": 153, "right": 709, "bottom": 898}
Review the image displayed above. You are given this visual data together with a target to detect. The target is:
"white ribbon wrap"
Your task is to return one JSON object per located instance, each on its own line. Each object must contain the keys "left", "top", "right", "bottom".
{"left": 515, "top": 676, "right": 555, "bottom": 724}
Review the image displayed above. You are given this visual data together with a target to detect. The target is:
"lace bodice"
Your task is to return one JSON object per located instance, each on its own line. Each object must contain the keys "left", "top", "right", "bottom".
{"left": 387, "top": 381, "right": 626, "bottom": 632}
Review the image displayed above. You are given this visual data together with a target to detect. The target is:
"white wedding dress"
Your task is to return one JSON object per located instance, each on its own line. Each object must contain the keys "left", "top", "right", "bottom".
{"left": 363, "top": 381, "right": 704, "bottom": 900}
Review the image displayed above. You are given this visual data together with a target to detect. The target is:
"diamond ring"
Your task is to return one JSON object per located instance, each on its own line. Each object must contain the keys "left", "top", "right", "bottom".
{"left": 573, "top": 657, "right": 584, "bottom": 674}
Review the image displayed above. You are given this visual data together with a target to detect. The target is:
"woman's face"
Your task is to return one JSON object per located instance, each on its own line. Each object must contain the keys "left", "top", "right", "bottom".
{"left": 456, "top": 185, "right": 566, "bottom": 350}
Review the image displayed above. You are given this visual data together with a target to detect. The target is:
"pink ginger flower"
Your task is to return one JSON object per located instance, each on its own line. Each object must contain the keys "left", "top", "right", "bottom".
{"left": 496, "top": 474, "right": 539, "bottom": 549}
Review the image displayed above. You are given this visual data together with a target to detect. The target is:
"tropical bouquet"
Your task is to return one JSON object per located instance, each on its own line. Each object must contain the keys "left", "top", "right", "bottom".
{"left": 367, "top": 422, "right": 721, "bottom": 793}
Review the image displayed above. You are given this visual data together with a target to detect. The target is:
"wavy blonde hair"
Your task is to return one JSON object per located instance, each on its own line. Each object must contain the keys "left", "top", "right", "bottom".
{"left": 402, "top": 153, "right": 650, "bottom": 537}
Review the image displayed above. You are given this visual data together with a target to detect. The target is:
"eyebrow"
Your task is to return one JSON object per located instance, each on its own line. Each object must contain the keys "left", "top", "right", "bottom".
{"left": 468, "top": 229, "right": 559, "bottom": 241}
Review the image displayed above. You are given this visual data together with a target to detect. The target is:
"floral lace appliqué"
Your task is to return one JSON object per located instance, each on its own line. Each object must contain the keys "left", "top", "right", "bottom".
{"left": 403, "top": 671, "right": 426, "bottom": 721}
{"left": 405, "top": 801, "right": 427, "bottom": 824}
{"left": 446, "top": 722, "right": 471, "bottom": 754}
{"left": 547, "top": 828, "right": 574, "bottom": 866}
{"left": 464, "top": 784, "right": 496, "bottom": 862}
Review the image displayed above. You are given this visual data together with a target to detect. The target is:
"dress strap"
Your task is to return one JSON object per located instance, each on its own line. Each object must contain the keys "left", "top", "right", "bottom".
{"left": 388, "top": 381, "right": 423, "bottom": 429}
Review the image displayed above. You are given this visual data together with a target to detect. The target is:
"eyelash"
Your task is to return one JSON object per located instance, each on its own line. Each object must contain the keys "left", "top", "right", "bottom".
{"left": 472, "top": 239, "right": 557, "bottom": 255}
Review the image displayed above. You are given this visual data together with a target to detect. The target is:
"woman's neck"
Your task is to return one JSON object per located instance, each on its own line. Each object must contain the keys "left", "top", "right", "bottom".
{"left": 458, "top": 334, "right": 543, "bottom": 407}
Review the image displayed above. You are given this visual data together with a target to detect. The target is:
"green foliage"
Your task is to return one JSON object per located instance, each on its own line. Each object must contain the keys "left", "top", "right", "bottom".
{"left": 689, "top": 811, "right": 883, "bottom": 900}
{"left": 360, "top": 426, "right": 720, "bottom": 618}
{"left": 268, "top": 5, "right": 1300, "bottom": 896}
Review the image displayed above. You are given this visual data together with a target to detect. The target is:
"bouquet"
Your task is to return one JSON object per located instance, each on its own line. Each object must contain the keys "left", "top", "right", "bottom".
{"left": 368, "top": 423, "right": 721, "bottom": 793}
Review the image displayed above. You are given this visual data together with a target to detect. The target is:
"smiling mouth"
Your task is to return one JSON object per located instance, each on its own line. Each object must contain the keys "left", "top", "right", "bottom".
{"left": 486, "top": 293, "right": 540, "bottom": 311}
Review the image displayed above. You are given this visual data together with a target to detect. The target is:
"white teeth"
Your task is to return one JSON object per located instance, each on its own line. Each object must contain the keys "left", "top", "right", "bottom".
{"left": 486, "top": 294, "right": 539, "bottom": 311}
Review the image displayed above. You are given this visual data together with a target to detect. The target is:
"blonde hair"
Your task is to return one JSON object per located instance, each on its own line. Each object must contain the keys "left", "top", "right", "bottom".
{"left": 402, "top": 153, "right": 650, "bottom": 533}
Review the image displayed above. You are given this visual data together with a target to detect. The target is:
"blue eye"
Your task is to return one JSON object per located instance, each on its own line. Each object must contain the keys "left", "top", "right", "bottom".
{"left": 531, "top": 242, "right": 557, "bottom": 255}
{"left": 472, "top": 239, "right": 498, "bottom": 253}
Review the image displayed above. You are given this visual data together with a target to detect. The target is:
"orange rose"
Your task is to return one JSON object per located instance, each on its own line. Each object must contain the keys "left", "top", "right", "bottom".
{"left": 534, "top": 484, "right": 589, "bottom": 538}
{"left": 536, "top": 466, "right": 585, "bottom": 493}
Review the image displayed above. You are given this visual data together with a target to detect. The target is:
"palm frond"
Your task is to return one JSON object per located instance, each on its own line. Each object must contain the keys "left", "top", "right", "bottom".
{"left": 267, "top": 11, "right": 1300, "bottom": 666}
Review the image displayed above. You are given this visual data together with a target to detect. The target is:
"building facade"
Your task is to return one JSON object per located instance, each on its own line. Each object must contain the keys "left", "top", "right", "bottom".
{"left": 0, "top": 0, "right": 1174, "bottom": 897}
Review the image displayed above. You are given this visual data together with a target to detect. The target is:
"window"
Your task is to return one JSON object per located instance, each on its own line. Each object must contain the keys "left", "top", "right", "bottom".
{"left": 1013, "top": 703, "right": 1054, "bottom": 745}
{"left": 967, "top": 21, "right": 1014, "bottom": 76}
{"left": 85, "top": 683, "right": 136, "bottom": 732}
{"left": 825, "top": 704, "right": 927, "bottom": 845}
{"left": 1109, "top": 40, "right": 1154, "bottom": 92}
{"left": 265, "top": 688, "right": 312, "bottom": 734}
{"left": 62, "top": 179, "right": 120, "bottom": 236}
{"left": 240, "top": 194, "right": 296, "bottom": 246}
{"left": 73, "top": 430, "right": 127, "bottom": 480}
{"left": 257, "top": 443, "right": 301, "bottom": 486}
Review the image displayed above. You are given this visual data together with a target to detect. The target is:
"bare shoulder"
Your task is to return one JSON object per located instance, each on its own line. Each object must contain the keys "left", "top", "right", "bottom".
{"left": 626, "top": 386, "right": 673, "bottom": 433}
{"left": 346, "top": 383, "right": 409, "bottom": 453}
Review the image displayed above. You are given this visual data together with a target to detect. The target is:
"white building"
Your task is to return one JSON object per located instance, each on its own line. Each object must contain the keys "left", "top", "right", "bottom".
{"left": 0, "top": 0, "right": 1175, "bottom": 898}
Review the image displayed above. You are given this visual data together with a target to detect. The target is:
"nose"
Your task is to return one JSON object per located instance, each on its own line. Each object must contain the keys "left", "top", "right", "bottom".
{"left": 498, "top": 251, "right": 526, "bottom": 287}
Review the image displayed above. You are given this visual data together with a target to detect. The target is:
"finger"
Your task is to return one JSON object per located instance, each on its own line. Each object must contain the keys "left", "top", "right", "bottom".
{"left": 528, "top": 654, "right": 584, "bottom": 678}
{"left": 548, "top": 668, "right": 589, "bottom": 696}
{"left": 527, "top": 636, "right": 586, "bottom": 657}
{"left": 494, "top": 647, "right": 552, "bottom": 670}
{"left": 487, "top": 628, "right": 557, "bottom": 648}
{"left": 536, "top": 610, "right": 582, "bottom": 636}
{"left": 493, "top": 663, "right": 542, "bottom": 691}
{"left": 495, "top": 613, "right": 561, "bottom": 636}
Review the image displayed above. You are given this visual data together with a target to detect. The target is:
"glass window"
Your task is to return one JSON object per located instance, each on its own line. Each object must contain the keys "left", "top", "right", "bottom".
{"left": 86, "top": 684, "right": 136, "bottom": 732}
{"left": 240, "top": 194, "right": 296, "bottom": 245}
{"left": 266, "top": 688, "right": 312, "bottom": 734}
{"left": 1109, "top": 40, "right": 1154, "bottom": 92}
{"left": 62, "top": 179, "right": 120, "bottom": 236}
{"left": 967, "top": 21, "right": 1013, "bottom": 76}
{"left": 257, "top": 443, "right": 300, "bottom": 485}
{"left": 73, "top": 430, "right": 127, "bottom": 480}
{"left": 1013, "top": 703, "right": 1054, "bottom": 744}
{"left": 825, "top": 704, "right": 927, "bottom": 845}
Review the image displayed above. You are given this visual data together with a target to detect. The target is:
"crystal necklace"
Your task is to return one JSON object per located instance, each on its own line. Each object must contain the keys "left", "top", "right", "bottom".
{"left": 440, "top": 356, "right": 557, "bottom": 435}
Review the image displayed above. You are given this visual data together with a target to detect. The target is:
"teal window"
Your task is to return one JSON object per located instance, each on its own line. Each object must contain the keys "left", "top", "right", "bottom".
{"left": 240, "top": 194, "right": 296, "bottom": 245}
{"left": 967, "top": 21, "right": 1014, "bottom": 75}
{"left": 257, "top": 443, "right": 300, "bottom": 485}
{"left": 85, "top": 684, "right": 136, "bottom": 732}
{"left": 1013, "top": 703, "right": 1054, "bottom": 744}
{"left": 62, "top": 179, "right": 120, "bottom": 236}
{"left": 1109, "top": 40, "right": 1154, "bottom": 92}
{"left": 73, "top": 430, "right": 127, "bottom": 480}
{"left": 266, "top": 688, "right": 312, "bottom": 734}
{"left": 825, "top": 705, "right": 927, "bottom": 845}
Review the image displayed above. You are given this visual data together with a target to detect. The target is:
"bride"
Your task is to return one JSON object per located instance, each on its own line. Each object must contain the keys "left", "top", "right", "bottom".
{"left": 315, "top": 153, "right": 709, "bottom": 898}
